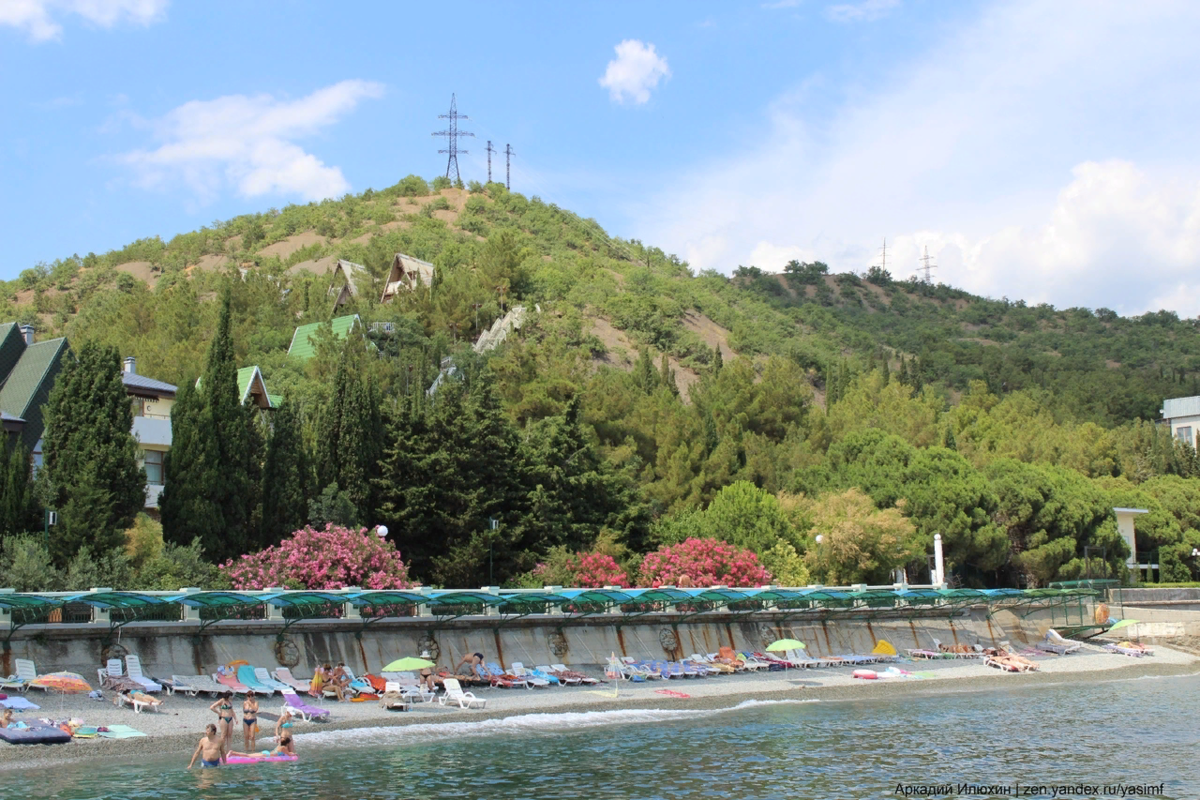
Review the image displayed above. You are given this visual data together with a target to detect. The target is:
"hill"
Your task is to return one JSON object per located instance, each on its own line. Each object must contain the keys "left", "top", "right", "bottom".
{"left": 6, "top": 175, "right": 1200, "bottom": 589}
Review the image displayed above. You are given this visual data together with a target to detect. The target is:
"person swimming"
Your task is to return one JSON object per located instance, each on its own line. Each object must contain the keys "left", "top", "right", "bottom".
{"left": 228, "top": 734, "right": 295, "bottom": 760}
{"left": 188, "top": 723, "right": 227, "bottom": 769}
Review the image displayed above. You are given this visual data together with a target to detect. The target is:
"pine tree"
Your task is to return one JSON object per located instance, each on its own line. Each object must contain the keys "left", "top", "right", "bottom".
{"left": 259, "top": 399, "right": 311, "bottom": 547}
{"left": 42, "top": 342, "right": 144, "bottom": 566}
{"left": 660, "top": 353, "right": 678, "bottom": 396}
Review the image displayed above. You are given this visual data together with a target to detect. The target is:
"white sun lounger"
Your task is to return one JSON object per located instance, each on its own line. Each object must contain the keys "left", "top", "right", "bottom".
{"left": 172, "top": 674, "right": 225, "bottom": 697}
{"left": 115, "top": 690, "right": 162, "bottom": 713}
{"left": 162, "top": 676, "right": 200, "bottom": 697}
{"left": 254, "top": 667, "right": 294, "bottom": 694}
{"left": 439, "top": 678, "right": 486, "bottom": 709}
{"left": 124, "top": 655, "right": 163, "bottom": 692}
{"left": 380, "top": 672, "right": 437, "bottom": 702}
{"left": 0, "top": 659, "right": 36, "bottom": 693}
{"left": 1036, "top": 629, "right": 1082, "bottom": 655}
{"left": 509, "top": 663, "right": 550, "bottom": 687}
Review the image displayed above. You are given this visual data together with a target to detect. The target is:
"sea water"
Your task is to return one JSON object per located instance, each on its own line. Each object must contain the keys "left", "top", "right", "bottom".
{"left": 11, "top": 673, "right": 1198, "bottom": 799}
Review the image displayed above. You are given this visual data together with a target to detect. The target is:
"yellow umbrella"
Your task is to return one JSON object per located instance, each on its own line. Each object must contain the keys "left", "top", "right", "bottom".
{"left": 382, "top": 657, "right": 435, "bottom": 672}
{"left": 766, "top": 639, "right": 804, "bottom": 652}
{"left": 1107, "top": 619, "right": 1139, "bottom": 633}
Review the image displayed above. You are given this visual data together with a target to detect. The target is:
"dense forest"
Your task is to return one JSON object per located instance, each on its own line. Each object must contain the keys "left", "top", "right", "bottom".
{"left": 3, "top": 174, "right": 1200, "bottom": 592}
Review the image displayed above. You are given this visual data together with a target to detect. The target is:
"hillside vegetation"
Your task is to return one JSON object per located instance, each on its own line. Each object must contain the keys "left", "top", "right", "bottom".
{"left": 6, "top": 175, "right": 1200, "bottom": 590}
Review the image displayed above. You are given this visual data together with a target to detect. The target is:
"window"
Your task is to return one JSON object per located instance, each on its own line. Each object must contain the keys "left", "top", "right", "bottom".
{"left": 1176, "top": 426, "right": 1193, "bottom": 446}
{"left": 143, "top": 450, "right": 164, "bottom": 485}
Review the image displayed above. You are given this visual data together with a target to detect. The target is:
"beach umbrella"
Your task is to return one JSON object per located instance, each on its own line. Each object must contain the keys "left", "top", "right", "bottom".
{"left": 32, "top": 672, "right": 92, "bottom": 694}
{"left": 382, "top": 657, "right": 435, "bottom": 672}
{"left": 766, "top": 639, "right": 805, "bottom": 652}
{"left": 1107, "top": 619, "right": 1139, "bottom": 633}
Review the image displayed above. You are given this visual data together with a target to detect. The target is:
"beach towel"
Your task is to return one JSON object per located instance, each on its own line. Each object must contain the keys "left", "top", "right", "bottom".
{"left": 97, "top": 724, "right": 146, "bottom": 739}
{"left": 0, "top": 696, "right": 39, "bottom": 710}
{"left": 655, "top": 689, "right": 690, "bottom": 698}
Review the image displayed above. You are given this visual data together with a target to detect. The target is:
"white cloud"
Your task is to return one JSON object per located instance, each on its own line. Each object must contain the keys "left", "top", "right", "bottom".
{"left": 119, "top": 80, "right": 385, "bottom": 203}
{"left": 826, "top": 0, "right": 899, "bottom": 23}
{"left": 599, "top": 40, "right": 671, "bottom": 105}
{"left": 0, "top": 0, "right": 166, "bottom": 42}
{"left": 638, "top": 1, "right": 1200, "bottom": 316}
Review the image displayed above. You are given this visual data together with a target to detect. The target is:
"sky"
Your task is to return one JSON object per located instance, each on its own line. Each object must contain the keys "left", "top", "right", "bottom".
{"left": 2, "top": 0, "right": 1200, "bottom": 316}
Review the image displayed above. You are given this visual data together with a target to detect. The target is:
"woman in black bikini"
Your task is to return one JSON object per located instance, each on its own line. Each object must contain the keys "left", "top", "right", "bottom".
{"left": 209, "top": 691, "right": 236, "bottom": 747}
{"left": 242, "top": 690, "right": 259, "bottom": 751}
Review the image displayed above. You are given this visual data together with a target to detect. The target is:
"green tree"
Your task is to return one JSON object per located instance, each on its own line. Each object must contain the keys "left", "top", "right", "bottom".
{"left": 259, "top": 398, "right": 311, "bottom": 546}
{"left": 313, "top": 342, "right": 382, "bottom": 523}
{"left": 0, "top": 441, "right": 37, "bottom": 540}
{"left": 42, "top": 342, "right": 144, "bottom": 566}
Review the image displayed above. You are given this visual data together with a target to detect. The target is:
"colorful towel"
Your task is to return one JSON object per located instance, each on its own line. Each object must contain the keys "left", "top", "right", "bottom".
{"left": 654, "top": 689, "right": 690, "bottom": 698}
{"left": 0, "top": 696, "right": 39, "bottom": 710}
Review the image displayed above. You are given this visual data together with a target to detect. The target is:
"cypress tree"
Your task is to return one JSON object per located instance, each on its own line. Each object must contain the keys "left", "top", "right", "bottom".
{"left": 712, "top": 346, "right": 724, "bottom": 374}
{"left": 42, "top": 342, "right": 144, "bottom": 566}
{"left": 160, "top": 290, "right": 253, "bottom": 563}
{"left": 633, "top": 348, "right": 658, "bottom": 394}
{"left": 882, "top": 357, "right": 891, "bottom": 385}
{"left": 314, "top": 343, "right": 381, "bottom": 524}
{"left": 259, "top": 398, "right": 311, "bottom": 546}
{"left": 160, "top": 380, "right": 219, "bottom": 550}
{"left": 660, "top": 353, "right": 678, "bottom": 396}
{"left": 0, "top": 440, "right": 37, "bottom": 540}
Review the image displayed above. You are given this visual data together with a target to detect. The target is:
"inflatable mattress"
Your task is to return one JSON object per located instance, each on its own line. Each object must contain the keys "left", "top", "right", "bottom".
{"left": 0, "top": 724, "right": 71, "bottom": 745}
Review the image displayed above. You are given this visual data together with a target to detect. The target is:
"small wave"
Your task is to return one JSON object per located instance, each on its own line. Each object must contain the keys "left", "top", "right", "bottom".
{"left": 299, "top": 699, "right": 818, "bottom": 747}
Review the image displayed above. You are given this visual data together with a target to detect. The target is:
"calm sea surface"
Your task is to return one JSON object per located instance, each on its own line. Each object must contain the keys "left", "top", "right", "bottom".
{"left": 13, "top": 673, "right": 1199, "bottom": 800}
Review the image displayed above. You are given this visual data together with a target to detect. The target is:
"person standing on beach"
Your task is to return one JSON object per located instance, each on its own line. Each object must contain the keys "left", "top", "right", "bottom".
{"left": 455, "top": 651, "right": 485, "bottom": 678}
{"left": 188, "top": 723, "right": 227, "bottom": 769}
{"left": 209, "top": 691, "right": 236, "bottom": 746}
{"left": 242, "top": 690, "right": 259, "bottom": 751}
{"left": 274, "top": 709, "right": 294, "bottom": 741}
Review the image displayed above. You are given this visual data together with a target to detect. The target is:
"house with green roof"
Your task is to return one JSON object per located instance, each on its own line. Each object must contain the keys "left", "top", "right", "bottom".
{"left": 196, "top": 366, "right": 275, "bottom": 409}
{"left": 287, "top": 314, "right": 361, "bottom": 362}
{"left": 0, "top": 323, "right": 70, "bottom": 459}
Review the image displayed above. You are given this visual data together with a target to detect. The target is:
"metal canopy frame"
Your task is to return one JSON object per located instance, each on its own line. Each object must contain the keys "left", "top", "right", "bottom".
{"left": 71, "top": 591, "right": 181, "bottom": 643}
{"left": 175, "top": 591, "right": 274, "bottom": 634}
{"left": 0, "top": 593, "right": 76, "bottom": 650}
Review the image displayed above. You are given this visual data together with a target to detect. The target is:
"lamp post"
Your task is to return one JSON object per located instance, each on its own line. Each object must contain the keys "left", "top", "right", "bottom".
{"left": 375, "top": 525, "right": 388, "bottom": 543}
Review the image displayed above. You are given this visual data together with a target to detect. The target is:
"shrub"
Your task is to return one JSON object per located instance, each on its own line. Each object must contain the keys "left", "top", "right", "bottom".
{"left": 529, "top": 548, "right": 630, "bottom": 588}
{"left": 221, "top": 524, "right": 412, "bottom": 590}
{"left": 639, "top": 538, "right": 772, "bottom": 588}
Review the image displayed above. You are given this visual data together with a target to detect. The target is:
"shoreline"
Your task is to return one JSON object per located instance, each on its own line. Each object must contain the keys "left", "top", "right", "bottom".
{"left": 4, "top": 647, "right": 1196, "bottom": 771}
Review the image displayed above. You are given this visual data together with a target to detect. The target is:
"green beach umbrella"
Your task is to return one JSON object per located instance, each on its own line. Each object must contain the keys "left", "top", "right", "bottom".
{"left": 1107, "top": 619, "right": 1139, "bottom": 633}
{"left": 766, "top": 639, "right": 805, "bottom": 652}
{"left": 382, "top": 657, "right": 435, "bottom": 672}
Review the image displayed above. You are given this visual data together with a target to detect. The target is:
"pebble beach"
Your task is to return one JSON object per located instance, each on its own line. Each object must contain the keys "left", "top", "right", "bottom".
{"left": 1, "top": 641, "right": 1195, "bottom": 771}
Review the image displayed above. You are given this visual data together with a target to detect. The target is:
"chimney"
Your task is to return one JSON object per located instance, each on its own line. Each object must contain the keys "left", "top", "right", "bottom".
{"left": 18, "top": 324, "right": 33, "bottom": 345}
{"left": 123, "top": 356, "right": 136, "bottom": 375}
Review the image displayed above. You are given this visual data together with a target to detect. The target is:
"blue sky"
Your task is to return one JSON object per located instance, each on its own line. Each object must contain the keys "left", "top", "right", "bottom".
{"left": 3, "top": 1, "right": 1200, "bottom": 316}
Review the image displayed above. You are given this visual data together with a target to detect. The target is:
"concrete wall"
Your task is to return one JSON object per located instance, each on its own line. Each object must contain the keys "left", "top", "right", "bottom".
{"left": 0, "top": 609, "right": 1013, "bottom": 681}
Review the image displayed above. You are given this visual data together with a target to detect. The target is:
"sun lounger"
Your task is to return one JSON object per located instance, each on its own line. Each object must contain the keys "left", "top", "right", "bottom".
{"left": 547, "top": 664, "right": 600, "bottom": 684}
{"left": 124, "top": 655, "right": 162, "bottom": 692}
{"left": 281, "top": 691, "right": 331, "bottom": 721}
{"left": 985, "top": 655, "right": 1038, "bottom": 673}
{"left": 161, "top": 676, "right": 200, "bottom": 697}
{"left": 380, "top": 672, "right": 438, "bottom": 702}
{"left": 738, "top": 652, "right": 771, "bottom": 671}
{"left": 1104, "top": 641, "right": 1153, "bottom": 657}
{"left": 171, "top": 674, "right": 224, "bottom": 697}
{"left": 1036, "top": 629, "right": 1083, "bottom": 655}
{"left": 115, "top": 690, "right": 163, "bottom": 713}
{"left": 269, "top": 667, "right": 311, "bottom": 693}
{"left": 439, "top": 678, "right": 486, "bottom": 709}
{"left": 509, "top": 663, "right": 551, "bottom": 687}
{"left": 235, "top": 665, "right": 277, "bottom": 695}
{"left": 479, "top": 663, "right": 529, "bottom": 689}
{"left": 379, "top": 682, "right": 410, "bottom": 710}
{"left": 0, "top": 659, "right": 37, "bottom": 693}
{"left": 215, "top": 672, "right": 249, "bottom": 694}
{"left": 253, "top": 667, "right": 294, "bottom": 694}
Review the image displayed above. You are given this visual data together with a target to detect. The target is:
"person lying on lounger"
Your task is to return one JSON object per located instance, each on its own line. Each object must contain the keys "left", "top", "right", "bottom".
{"left": 122, "top": 688, "right": 164, "bottom": 707}
{"left": 188, "top": 723, "right": 228, "bottom": 769}
{"left": 228, "top": 734, "right": 295, "bottom": 760}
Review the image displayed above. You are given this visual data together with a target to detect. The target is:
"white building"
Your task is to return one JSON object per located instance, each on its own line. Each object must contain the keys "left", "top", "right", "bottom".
{"left": 1160, "top": 395, "right": 1200, "bottom": 448}
{"left": 123, "top": 357, "right": 176, "bottom": 510}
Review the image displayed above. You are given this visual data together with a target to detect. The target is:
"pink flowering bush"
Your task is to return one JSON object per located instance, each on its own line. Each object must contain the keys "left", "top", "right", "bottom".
{"left": 639, "top": 537, "right": 772, "bottom": 588}
{"left": 531, "top": 550, "right": 630, "bottom": 588}
{"left": 221, "top": 524, "right": 412, "bottom": 590}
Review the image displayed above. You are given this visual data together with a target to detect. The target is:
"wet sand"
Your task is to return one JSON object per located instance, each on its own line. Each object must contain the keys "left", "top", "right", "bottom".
{"left": 2, "top": 642, "right": 1195, "bottom": 770}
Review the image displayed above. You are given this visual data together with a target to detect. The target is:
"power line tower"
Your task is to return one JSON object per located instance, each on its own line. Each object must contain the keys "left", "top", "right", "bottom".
{"left": 486, "top": 140, "right": 496, "bottom": 184}
{"left": 918, "top": 245, "right": 937, "bottom": 284}
{"left": 876, "top": 237, "right": 888, "bottom": 274}
{"left": 505, "top": 143, "right": 515, "bottom": 190}
{"left": 432, "top": 93, "right": 474, "bottom": 184}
